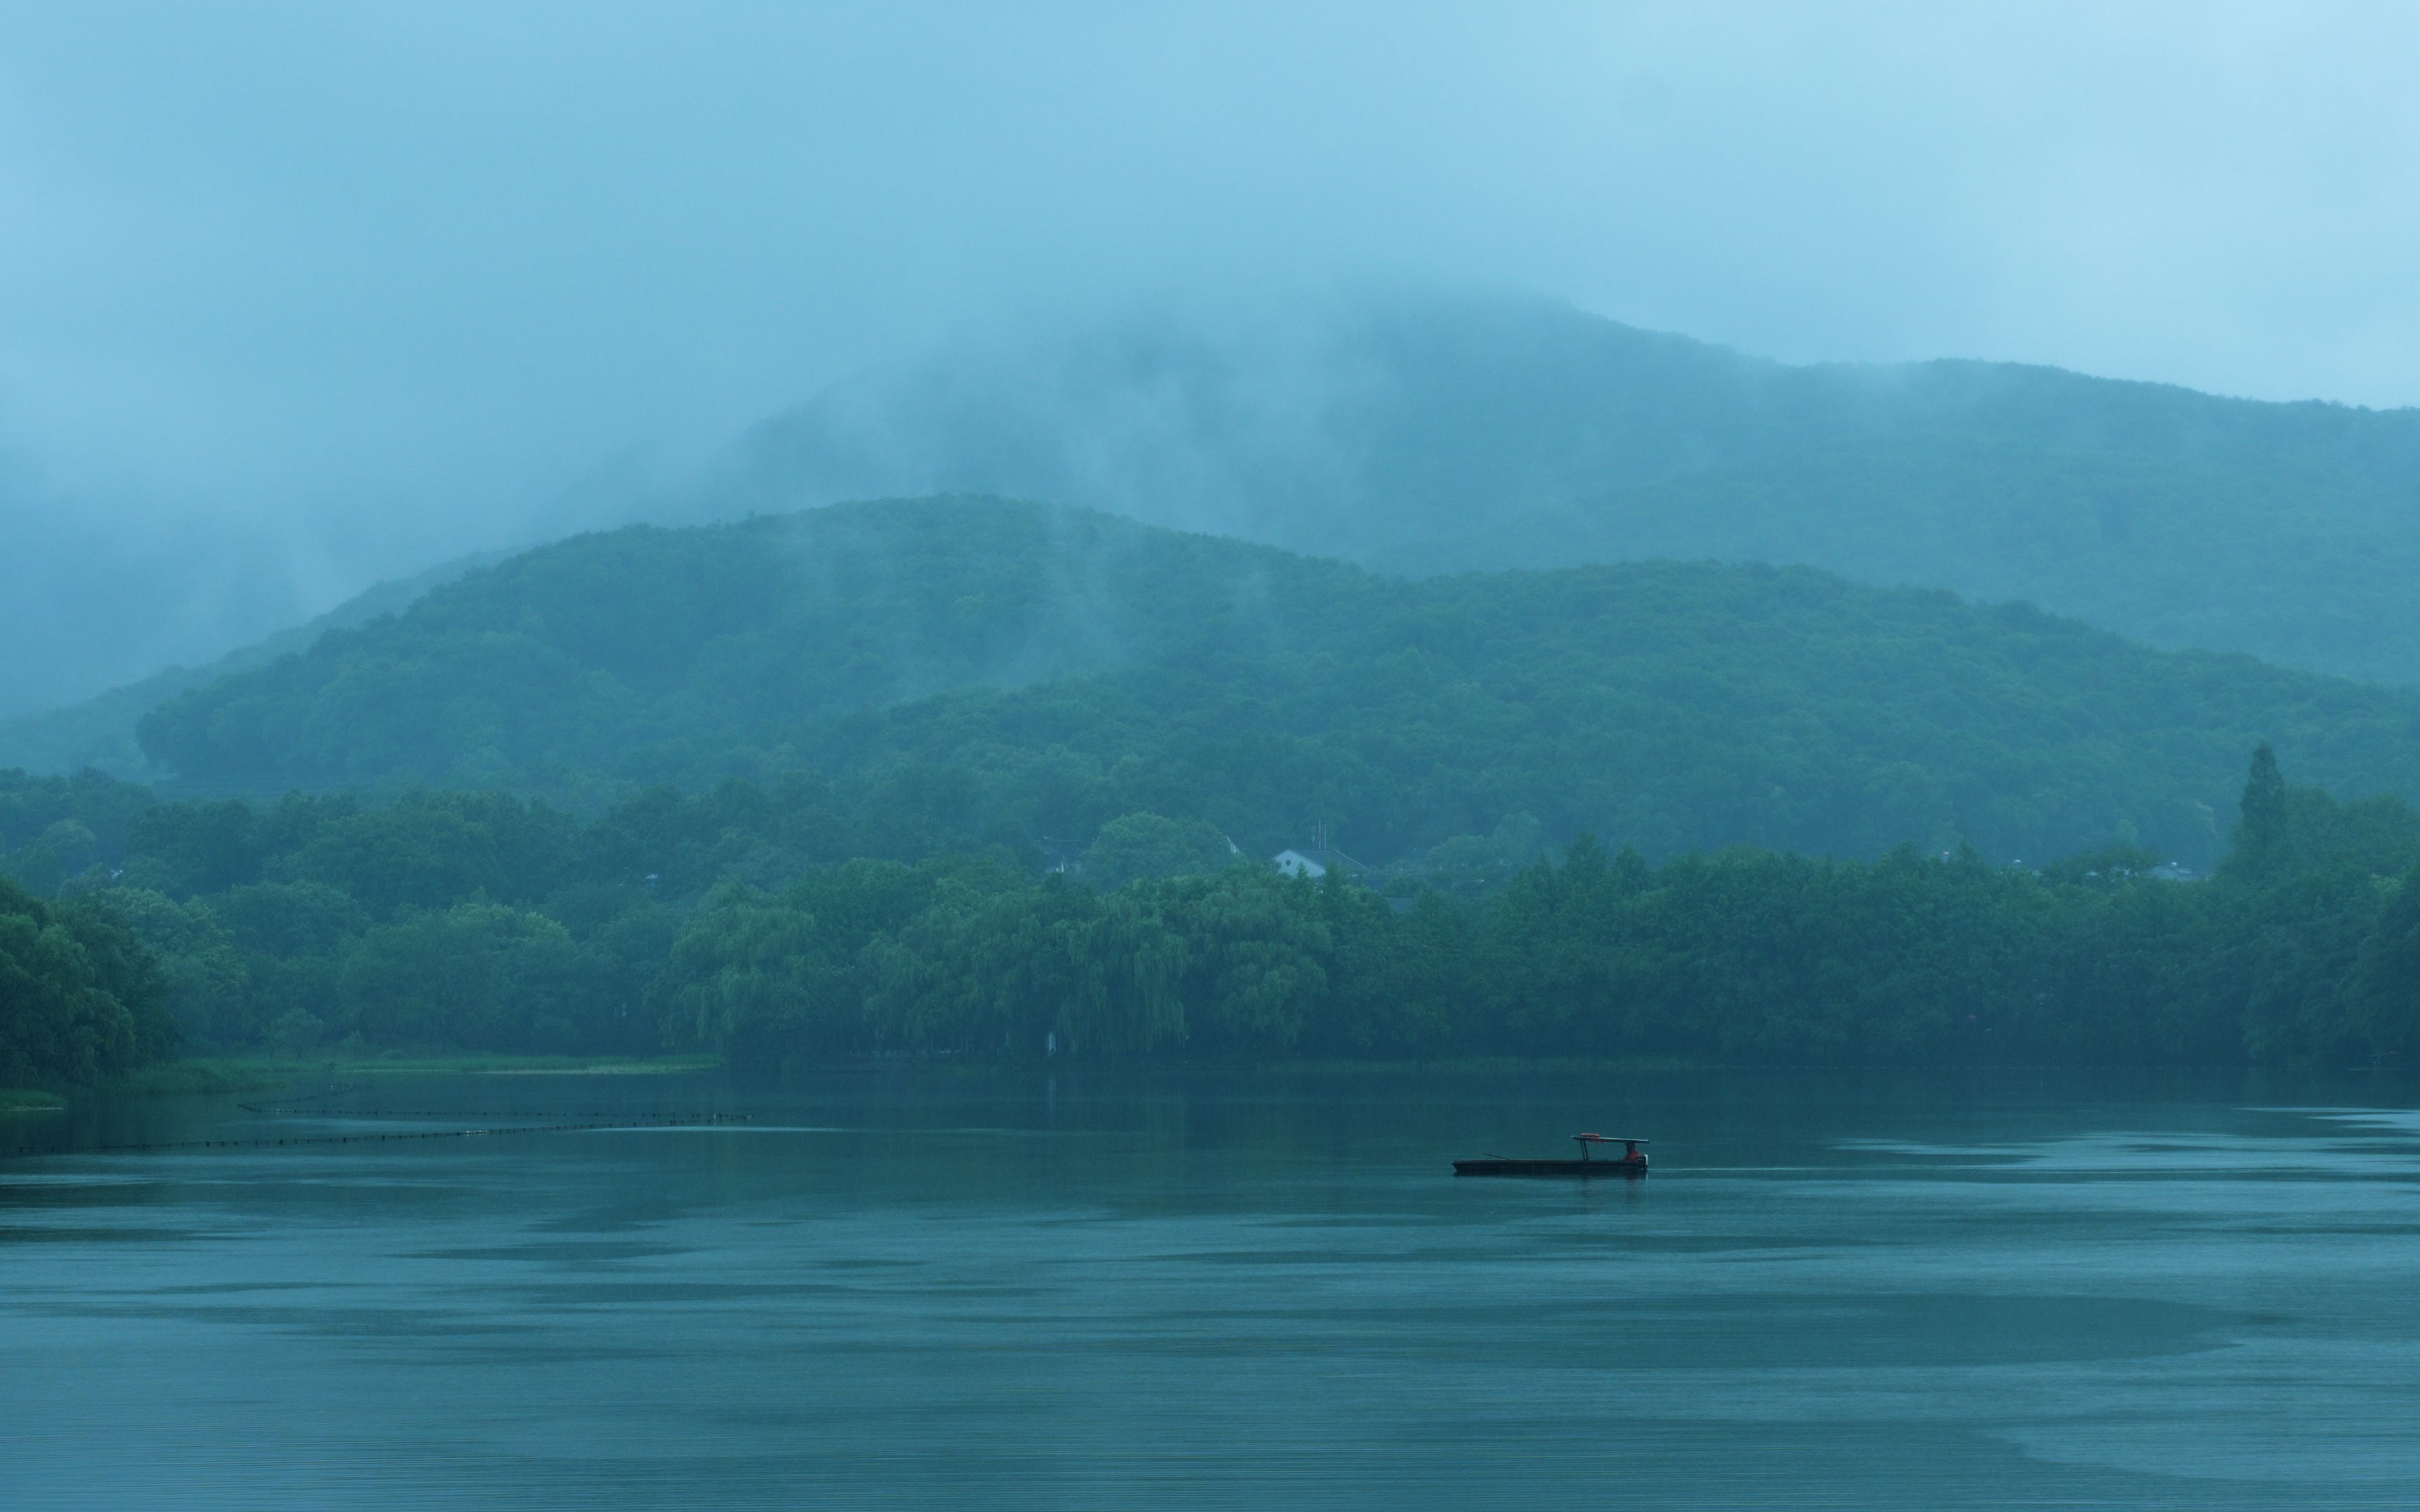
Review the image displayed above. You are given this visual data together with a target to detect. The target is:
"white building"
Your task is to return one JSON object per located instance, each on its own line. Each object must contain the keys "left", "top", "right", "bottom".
{"left": 1272, "top": 846, "right": 1370, "bottom": 880}
{"left": 1272, "top": 848, "right": 1327, "bottom": 878}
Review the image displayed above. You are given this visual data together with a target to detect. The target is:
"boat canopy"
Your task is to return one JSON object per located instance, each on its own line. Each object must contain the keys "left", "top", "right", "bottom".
{"left": 1573, "top": 1133, "right": 1648, "bottom": 1143}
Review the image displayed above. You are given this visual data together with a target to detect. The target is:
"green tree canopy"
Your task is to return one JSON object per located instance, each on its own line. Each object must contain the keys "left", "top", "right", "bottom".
{"left": 0, "top": 879, "right": 176, "bottom": 1085}
{"left": 1079, "top": 813, "right": 1235, "bottom": 888}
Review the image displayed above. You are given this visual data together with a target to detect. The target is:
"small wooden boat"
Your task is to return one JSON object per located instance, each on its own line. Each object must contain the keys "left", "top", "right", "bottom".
{"left": 1454, "top": 1133, "right": 1648, "bottom": 1178}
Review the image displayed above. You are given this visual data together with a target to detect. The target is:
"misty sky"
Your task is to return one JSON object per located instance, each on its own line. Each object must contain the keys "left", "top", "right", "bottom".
{"left": 5, "top": 1, "right": 2420, "bottom": 708}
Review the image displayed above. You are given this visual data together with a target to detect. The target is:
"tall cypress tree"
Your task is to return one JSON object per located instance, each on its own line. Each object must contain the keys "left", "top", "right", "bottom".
{"left": 2237, "top": 742, "right": 2289, "bottom": 877}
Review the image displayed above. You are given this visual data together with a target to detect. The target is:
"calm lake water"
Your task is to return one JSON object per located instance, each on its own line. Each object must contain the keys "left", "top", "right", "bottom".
{"left": 5, "top": 1066, "right": 2420, "bottom": 1508}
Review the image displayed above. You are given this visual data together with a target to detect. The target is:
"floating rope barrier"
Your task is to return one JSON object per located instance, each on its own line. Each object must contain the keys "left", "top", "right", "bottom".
{"left": 236, "top": 1083, "right": 369, "bottom": 1112}
{"left": 4, "top": 1112, "right": 752, "bottom": 1161}
{"left": 244, "top": 1107, "right": 722, "bottom": 1121}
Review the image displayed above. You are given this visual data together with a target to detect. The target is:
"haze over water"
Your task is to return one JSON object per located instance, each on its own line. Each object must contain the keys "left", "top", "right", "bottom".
{"left": 6, "top": 1068, "right": 2418, "bottom": 1508}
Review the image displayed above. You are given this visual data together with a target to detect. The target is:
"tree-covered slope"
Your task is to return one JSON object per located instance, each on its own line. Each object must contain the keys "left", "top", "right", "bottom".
{"left": 725, "top": 293, "right": 2420, "bottom": 685}
{"left": 134, "top": 496, "right": 2420, "bottom": 869}
{"left": 139, "top": 498, "right": 1356, "bottom": 790}
{"left": 800, "top": 560, "right": 2420, "bottom": 869}
{"left": 1414, "top": 435, "right": 2420, "bottom": 686}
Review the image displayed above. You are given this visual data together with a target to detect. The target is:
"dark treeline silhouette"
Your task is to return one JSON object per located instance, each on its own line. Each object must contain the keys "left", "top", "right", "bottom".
{"left": 4, "top": 747, "right": 2417, "bottom": 1075}
{"left": 0, "top": 876, "right": 176, "bottom": 1086}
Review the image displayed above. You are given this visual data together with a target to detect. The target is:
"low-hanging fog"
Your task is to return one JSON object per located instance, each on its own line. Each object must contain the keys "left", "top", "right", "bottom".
{"left": 6, "top": 1, "right": 2420, "bottom": 717}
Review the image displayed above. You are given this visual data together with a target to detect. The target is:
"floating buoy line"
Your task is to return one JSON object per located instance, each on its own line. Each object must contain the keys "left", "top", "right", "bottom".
{"left": 4, "top": 1112, "right": 753, "bottom": 1161}
{"left": 237, "top": 1084, "right": 370, "bottom": 1112}
{"left": 240, "top": 1107, "right": 728, "bottom": 1120}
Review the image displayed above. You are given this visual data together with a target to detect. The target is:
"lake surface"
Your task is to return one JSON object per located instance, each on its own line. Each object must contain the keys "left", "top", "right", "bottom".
{"left": 6, "top": 1066, "right": 2420, "bottom": 1508}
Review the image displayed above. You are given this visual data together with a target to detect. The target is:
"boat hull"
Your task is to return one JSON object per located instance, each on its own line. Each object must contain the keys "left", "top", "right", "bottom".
{"left": 1453, "top": 1158, "right": 1647, "bottom": 1178}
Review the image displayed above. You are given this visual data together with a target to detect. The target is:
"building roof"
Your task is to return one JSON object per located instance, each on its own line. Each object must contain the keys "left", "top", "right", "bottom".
{"left": 1273, "top": 846, "right": 1372, "bottom": 878}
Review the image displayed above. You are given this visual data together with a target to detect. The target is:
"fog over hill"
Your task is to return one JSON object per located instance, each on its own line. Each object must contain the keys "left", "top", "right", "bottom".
{"left": 18, "top": 288, "right": 2420, "bottom": 764}
{"left": 20, "top": 6, "right": 2420, "bottom": 1109}
{"left": 0, "top": 550, "right": 501, "bottom": 777}
{"left": 0, "top": 474, "right": 314, "bottom": 721}
{"left": 15, "top": 5, "right": 2420, "bottom": 741}
{"left": 715, "top": 292, "right": 2420, "bottom": 686}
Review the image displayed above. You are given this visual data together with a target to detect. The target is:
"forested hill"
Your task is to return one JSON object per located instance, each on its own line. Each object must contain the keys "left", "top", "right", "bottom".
{"left": 139, "top": 499, "right": 1362, "bottom": 790}
{"left": 725, "top": 293, "right": 2420, "bottom": 685}
{"left": 135, "top": 496, "right": 2420, "bottom": 869}
{"left": 1414, "top": 434, "right": 2420, "bottom": 688}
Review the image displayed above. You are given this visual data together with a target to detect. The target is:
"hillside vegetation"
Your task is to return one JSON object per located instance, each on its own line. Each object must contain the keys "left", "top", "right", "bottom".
{"left": 732, "top": 293, "right": 2420, "bottom": 685}
{"left": 136, "top": 496, "right": 2420, "bottom": 871}
{"left": 139, "top": 500, "right": 1352, "bottom": 792}
{"left": 1424, "top": 434, "right": 2420, "bottom": 687}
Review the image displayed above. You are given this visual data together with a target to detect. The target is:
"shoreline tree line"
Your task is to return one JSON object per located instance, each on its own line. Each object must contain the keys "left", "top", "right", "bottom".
{"left": 4, "top": 746, "right": 2417, "bottom": 1083}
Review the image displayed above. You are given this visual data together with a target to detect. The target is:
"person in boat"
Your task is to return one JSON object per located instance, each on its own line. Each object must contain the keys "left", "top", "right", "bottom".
{"left": 1575, "top": 1133, "right": 1648, "bottom": 1166}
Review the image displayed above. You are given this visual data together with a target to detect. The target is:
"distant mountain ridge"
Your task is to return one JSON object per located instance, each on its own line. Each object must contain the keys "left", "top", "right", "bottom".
{"left": 720, "top": 292, "right": 2420, "bottom": 685}
{"left": 130, "top": 496, "right": 2420, "bottom": 869}
{"left": 24, "top": 290, "right": 2420, "bottom": 788}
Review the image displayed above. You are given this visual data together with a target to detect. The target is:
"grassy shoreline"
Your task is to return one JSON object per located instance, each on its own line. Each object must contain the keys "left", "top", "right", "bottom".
{"left": 97, "top": 1054, "right": 721, "bottom": 1098}
{"left": 66, "top": 1051, "right": 2369, "bottom": 1104}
